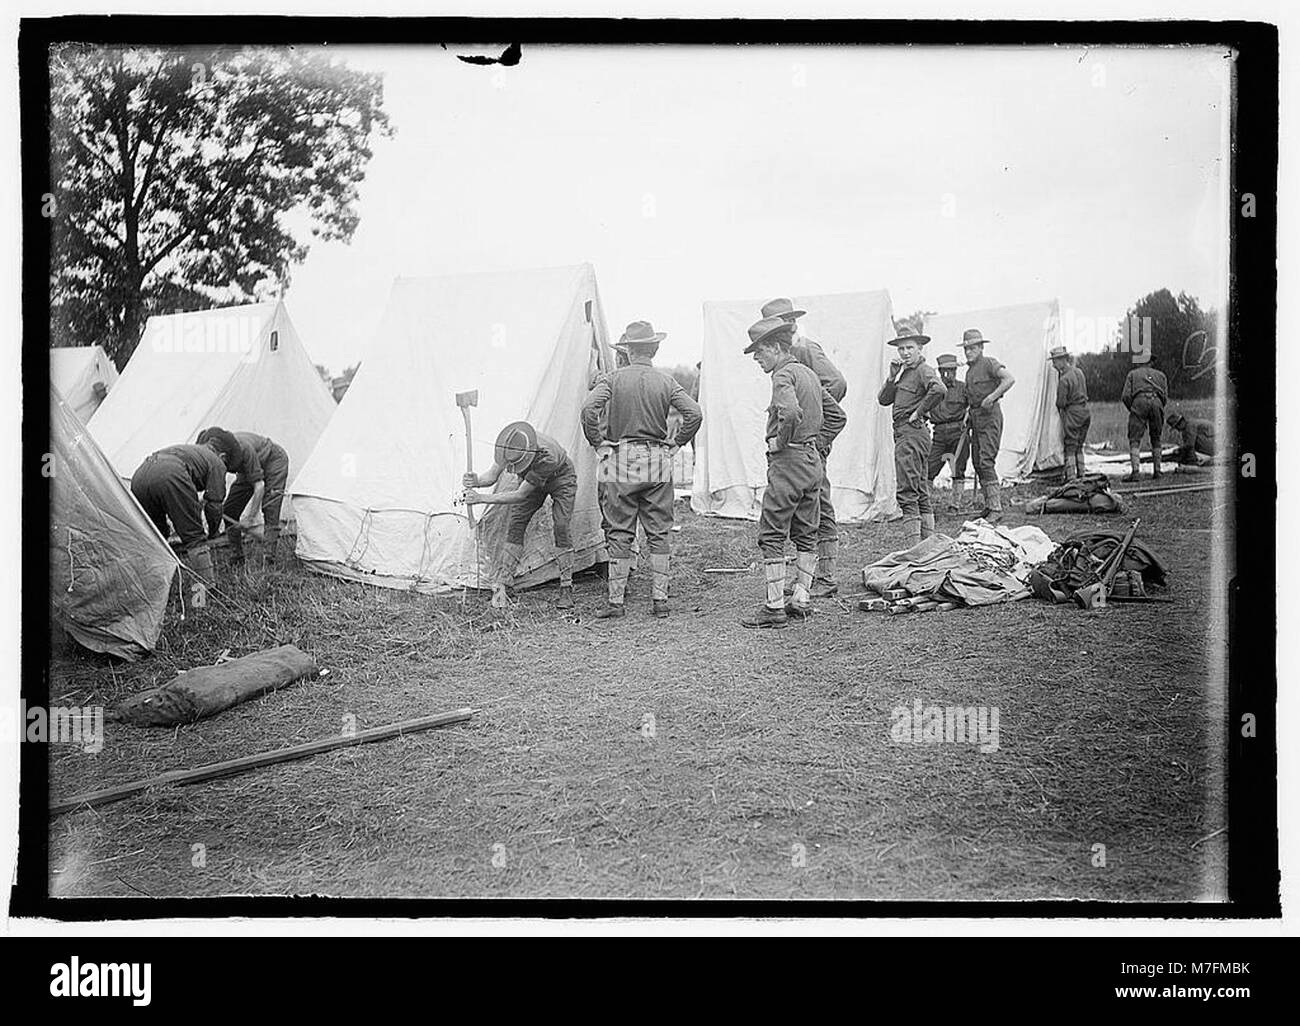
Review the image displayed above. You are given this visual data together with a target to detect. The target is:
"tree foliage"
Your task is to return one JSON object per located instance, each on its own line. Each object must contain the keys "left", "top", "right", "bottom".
{"left": 1077, "top": 289, "right": 1218, "bottom": 402}
{"left": 49, "top": 44, "right": 391, "bottom": 366}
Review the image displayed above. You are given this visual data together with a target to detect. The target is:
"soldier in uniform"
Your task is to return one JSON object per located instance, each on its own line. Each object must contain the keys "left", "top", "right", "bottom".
{"left": 741, "top": 316, "right": 846, "bottom": 629}
{"left": 960, "top": 328, "right": 1016, "bottom": 523}
{"left": 925, "top": 353, "right": 970, "bottom": 512}
{"left": 1121, "top": 347, "right": 1170, "bottom": 481}
{"left": 1166, "top": 412, "right": 1217, "bottom": 464}
{"left": 464, "top": 421, "right": 579, "bottom": 610}
{"left": 761, "top": 297, "right": 847, "bottom": 597}
{"left": 581, "top": 320, "right": 702, "bottom": 619}
{"left": 130, "top": 435, "right": 239, "bottom": 586}
{"left": 878, "top": 332, "right": 947, "bottom": 545}
{"left": 1049, "top": 346, "right": 1091, "bottom": 481}
{"left": 197, "top": 427, "right": 292, "bottom": 567}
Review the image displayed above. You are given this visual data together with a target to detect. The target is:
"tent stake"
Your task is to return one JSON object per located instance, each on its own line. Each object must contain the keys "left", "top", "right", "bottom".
{"left": 51, "top": 708, "right": 477, "bottom": 817}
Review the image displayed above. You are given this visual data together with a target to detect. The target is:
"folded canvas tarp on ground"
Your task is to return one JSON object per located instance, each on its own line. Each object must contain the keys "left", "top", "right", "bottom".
{"left": 50, "top": 345, "right": 119, "bottom": 423}
{"left": 291, "top": 263, "right": 613, "bottom": 592}
{"left": 862, "top": 522, "right": 1055, "bottom": 606}
{"left": 924, "top": 300, "right": 1065, "bottom": 481}
{"left": 110, "top": 645, "right": 319, "bottom": 726}
{"left": 87, "top": 300, "right": 335, "bottom": 523}
{"left": 692, "top": 289, "right": 898, "bottom": 522}
{"left": 50, "top": 387, "right": 180, "bottom": 661}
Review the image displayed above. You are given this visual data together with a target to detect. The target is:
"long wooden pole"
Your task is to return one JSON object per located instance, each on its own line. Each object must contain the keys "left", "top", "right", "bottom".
{"left": 51, "top": 708, "right": 477, "bottom": 817}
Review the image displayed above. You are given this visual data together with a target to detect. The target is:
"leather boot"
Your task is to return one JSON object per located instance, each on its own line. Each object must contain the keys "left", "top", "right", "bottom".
{"left": 263, "top": 525, "right": 281, "bottom": 566}
{"left": 949, "top": 477, "right": 965, "bottom": 512}
{"left": 787, "top": 551, "right": 817, "bottom": 617}
{"left": 920, "top": 513, "right": 936, "bottom": 539}
{"left": 226, "top": 525, "right": 246, "bottom": 567}
{"left": 903, "top": 515, "right": 922, "bottom": 547}
{"left": 556, "top": 548, "right": 575, "bottom": 608}
{"left": 810, "top": 539, "right": 838, "bottom": 598}
{"left": 184, "top": 541, "right": 216, "bottom": 588}
{"left": 649, "top": 553, "right": 670, "bottom": 616}
{"left": 602, "top": 556, "right": 631, "bottom": 614}
{"left": 983, "top": 483, "right": 1003, "bottom": 525}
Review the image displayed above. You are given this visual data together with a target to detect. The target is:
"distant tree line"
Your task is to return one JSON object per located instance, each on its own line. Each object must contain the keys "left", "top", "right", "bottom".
{"left": 1075, "top": 289, "right": 1217, "bottom": 402}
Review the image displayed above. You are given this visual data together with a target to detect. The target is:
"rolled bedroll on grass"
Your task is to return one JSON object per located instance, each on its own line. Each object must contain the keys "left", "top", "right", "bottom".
{"left": 110, "top": 644, "right": 319, "bottom": 727}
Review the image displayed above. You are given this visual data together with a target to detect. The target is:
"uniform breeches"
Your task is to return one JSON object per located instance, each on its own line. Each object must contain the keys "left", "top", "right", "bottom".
{"left": 603, "top": 443, "right": 673, "bottom": 558}
{"left": 131, "top": 455, "right": 205, "bottom": 548}
{"left": 506, "top": 466, "right": 577, "bottom": 549}
{"left": 969, "top": 406, "right": 1003, "bottom": 486}
{"left": 893, "top": 420, "right": 932, "bottom": 518}
{"left": 758, "top": 443, "right": 822, "bottom": 558}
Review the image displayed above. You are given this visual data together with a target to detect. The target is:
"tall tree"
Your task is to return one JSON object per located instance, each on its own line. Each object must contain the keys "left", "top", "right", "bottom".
{"left": 49, "top": 44, "right": 391, "bottom": 366}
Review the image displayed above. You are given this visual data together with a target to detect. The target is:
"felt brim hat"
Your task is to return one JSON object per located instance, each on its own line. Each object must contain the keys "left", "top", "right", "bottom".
{"left": 887, "top": 333, "right": 931, "bottom": 347}
{"left": 744, "top": 316, "right": 797, "bottom": 353}
{"left": 761, "top": 297, "right": 807, "bottom": 321}
{"left": 1048, "top": 346, "right": 1071, "bottom": 360}
{"left": 620, "top": 320, "right": 667, "bottom": 347}
{"left": 495, "top": 420, "right": 539, "bottom": 473}
{"left": 961, "top": 329, "right": 991, "bottom": 347}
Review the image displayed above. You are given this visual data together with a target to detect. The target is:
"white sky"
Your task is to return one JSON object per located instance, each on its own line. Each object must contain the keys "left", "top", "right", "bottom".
{"left": 279, "top": 43, "right": 1232, "bottom": 373}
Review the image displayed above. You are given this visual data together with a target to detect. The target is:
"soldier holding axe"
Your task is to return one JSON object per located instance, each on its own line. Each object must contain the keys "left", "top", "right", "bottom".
{"left": 463, "top": 420, "right": 578, "bottom": 610}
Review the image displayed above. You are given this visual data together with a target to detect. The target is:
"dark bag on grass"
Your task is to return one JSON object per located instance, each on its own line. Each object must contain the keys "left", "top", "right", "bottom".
{"left": 110, "top": 645, "right": 319, "bottom": 727}
{"left": 1025, "top": 473, "right": 1124, "bottom": 514}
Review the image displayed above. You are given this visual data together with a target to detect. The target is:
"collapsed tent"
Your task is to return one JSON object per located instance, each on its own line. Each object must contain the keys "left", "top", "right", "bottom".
{"left": 50, "top": 345, "right": 119, "bottom": 423}
{"left": 923, "top": 300, "right": 1065, "bottom": 480}
{"left": 862, "top": 521, "right": 1055, "bottom": 607}
{"left": 692, "top": 289, "right": 898, "bottom": 522}
{"left": 87, "top": 300, "right": 336, "bottom": 521}
{"left": 290, "top": 263, "right": 613, "bottom": 592}
{"left": 50, "top": 387, "right": 180, "bottom": 661}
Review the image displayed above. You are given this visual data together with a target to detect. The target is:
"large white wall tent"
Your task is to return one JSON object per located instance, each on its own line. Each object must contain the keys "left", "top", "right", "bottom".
{"left": 87, "top": 300, "right": 336, "bottom": 519}
{"left": 924, "top": 300, "right": 1065, "bottom": 480}
{"left": 692, "top": 289, "right": 899, "bottom": 522}
{"left": 50, "top": 387, "right": 180, "bottom": 661}
{"left": 290, "top": 263, "right": 613, "bottom": 592}
{"left": 50, "top": 345, "right": 119, "bottom": 424}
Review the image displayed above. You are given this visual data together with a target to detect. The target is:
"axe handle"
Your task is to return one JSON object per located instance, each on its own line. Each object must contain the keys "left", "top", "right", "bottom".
{"left": 460, "top": 405, "right": 476, "bottom": 528}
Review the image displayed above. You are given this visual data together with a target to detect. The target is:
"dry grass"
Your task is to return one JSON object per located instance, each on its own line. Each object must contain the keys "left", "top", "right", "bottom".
{"left": 47, "top": 479, "right": 1226, "bottom": 901}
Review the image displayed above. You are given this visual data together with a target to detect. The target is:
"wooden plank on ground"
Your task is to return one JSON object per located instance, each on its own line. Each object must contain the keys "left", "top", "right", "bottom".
{"left": 51, "top": 708, "right": 477, "bottom": 817}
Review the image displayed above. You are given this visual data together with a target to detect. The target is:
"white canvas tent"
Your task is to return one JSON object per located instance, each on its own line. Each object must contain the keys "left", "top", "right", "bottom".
{"left": 692, "top": 289, "right": 899, "bottom": 522}
{"left": 50, "top": 386, "right": 180, "bottom": 661}
{"left": 923, "top": 300, "right": 1064, "bottom": 480}
{"left": 50, "top": 344, "right": 119, "bottom": 423}
{"left": 290, "top": 263, "right": 613, "bottom": 592}
{"left": 87, "top": 300, "right": 336, "bottom": 520}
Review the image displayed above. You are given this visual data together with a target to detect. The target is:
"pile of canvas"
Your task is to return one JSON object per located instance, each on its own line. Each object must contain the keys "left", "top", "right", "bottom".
{"left": 50, "top": 387, "right": 180, "bottom": 661}
{"left": 50, "top": 345, "right": 119, "bottom": 423}
{"left": 290, "top": 263, "right": 613, "bottom": 592}
{"left": 87, "top": 300, "right": 336, "bottom": 522}
{"left": 692, "top": 289, "right": 899, "bottom": 522}
{"left": 923, "top": 300, "right": 1065, "bottom": 481}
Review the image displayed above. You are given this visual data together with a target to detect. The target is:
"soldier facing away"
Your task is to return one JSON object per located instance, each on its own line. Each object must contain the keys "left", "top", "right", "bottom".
{"left": 581, "top": 320, "right": 702, "bottom": 620}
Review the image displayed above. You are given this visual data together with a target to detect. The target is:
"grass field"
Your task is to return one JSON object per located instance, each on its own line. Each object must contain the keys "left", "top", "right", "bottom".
{"left": 47, "top": 479, "right": 1227, "bottom": 901}
{"left": 1086, "top": 398, "right": 1221, "bottom": 453}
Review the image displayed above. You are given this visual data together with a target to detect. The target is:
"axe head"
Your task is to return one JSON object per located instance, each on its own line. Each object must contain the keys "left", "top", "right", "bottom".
{"left": 455, "top": 389, "right": 479, "bottom": 409}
